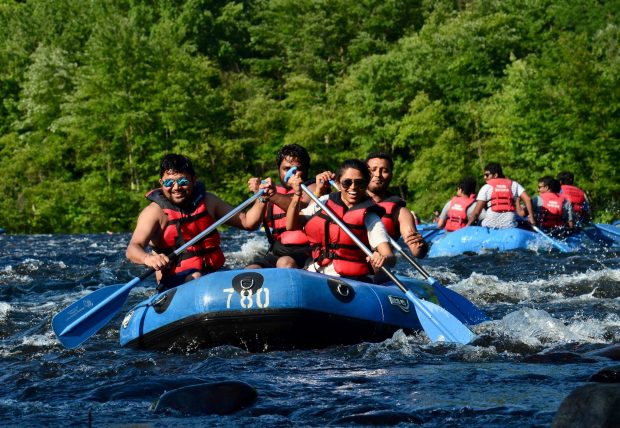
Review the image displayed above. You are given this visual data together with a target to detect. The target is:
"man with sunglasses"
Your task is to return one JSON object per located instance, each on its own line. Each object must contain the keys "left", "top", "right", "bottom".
{"left": 365, "top": 153, "right": 428, "bottom": 258}
{"left": 126, "top": 153, "right": 271, "bottom": 291}
{"left": 466, "top": 162, "right": 535, "bottom": 229}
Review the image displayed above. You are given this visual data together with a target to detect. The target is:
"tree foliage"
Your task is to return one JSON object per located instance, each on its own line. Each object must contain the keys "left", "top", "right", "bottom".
{"left": 0, "top": 0, "right": 618, "bottom": 232}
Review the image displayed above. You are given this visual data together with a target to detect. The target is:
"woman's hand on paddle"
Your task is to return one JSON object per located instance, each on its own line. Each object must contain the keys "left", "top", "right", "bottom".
{"left": 143, "top": 253, "right": 170, "bottom": 271}
{"left": 367, "top": 251, "right": 387, "bottom": 272}
{"left": 315, "top": 171, "right": 334, "bottom": 195}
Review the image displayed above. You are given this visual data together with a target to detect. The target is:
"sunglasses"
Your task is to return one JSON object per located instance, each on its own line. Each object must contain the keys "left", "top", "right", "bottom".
{"left": 162, "top": 177, "right": 191, "bottom": 188}
{"left": 483, "top": 172, "right": 492, "bottom": 178}
{"left": 340, "top": 178, "right": 367, "bottom": 189}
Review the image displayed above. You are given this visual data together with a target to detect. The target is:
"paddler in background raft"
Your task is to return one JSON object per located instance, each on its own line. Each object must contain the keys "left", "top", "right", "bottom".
{"left": 436, "top": 176, "right": 478, "bottom": 232}
{"left": 286, "top": 159, "right": 395, "bottom": 282}
{"left": 126, "top": 153, "right": 273, "bottom": 291}
{"left": 245, "top": 144, "right": 317, "bottom": 269}
{"left": 557, "top": 171, "right": 591, "bottom": 226}
{"left": 532, "top": 176, "right": 575, "bottom": 237}
{"left": 365, "top": 152, "right": 428, "bottom": 258}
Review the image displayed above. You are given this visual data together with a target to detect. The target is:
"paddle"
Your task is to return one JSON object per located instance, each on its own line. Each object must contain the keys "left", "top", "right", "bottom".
{"left": 53, "top": 185, "right": 270, "bottom": 349}
{"left": 292, "top": 175, "right": 475, "bottom": 344}
{"left": 532, "top": 225, "right": 571, "bottom": 253}
{"left": 387, "top": 236, "right": 488, "bottom": 324}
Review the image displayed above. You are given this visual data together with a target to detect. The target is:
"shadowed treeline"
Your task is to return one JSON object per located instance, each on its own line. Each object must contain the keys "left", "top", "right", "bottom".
{"left": 0, "top": 0, "right": 618, "bottom": 233}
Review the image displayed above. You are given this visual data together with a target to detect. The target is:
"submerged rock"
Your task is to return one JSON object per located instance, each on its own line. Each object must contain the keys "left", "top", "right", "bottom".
{"left": 586, "top": 344, "right": 620, "bottom": 361}
{"left": 522, "top": 352, "right": 596, "bottom": 364}
{"left": 153, "top": 380, "right": 257, "bottom": 415}
{"left": 589, "top": 365, "right": 620, "bottom": 383}
{"left": 552, "top": 383, "right": 620, "bottom": 428}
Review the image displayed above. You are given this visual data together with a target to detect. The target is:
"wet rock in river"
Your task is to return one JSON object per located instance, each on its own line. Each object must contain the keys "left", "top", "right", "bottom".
{"left": 588, "top": 365, "right": 620, "bottom": 383}
{"left": 153, "top": 380, "right": 257, "bottom": 415}
{"left": 552, "top": 383, "right": 620, "bottom": 428}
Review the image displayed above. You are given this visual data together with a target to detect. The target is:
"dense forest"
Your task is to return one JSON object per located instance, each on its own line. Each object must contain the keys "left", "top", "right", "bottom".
{"left": 0, "top": 0, "right": 618, "bottom": 233}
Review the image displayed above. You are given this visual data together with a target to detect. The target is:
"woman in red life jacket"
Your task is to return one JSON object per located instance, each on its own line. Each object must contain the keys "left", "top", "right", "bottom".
{"left": 467, "top": 162, "right": 536, "bottom": 229}
{"left": 126, "top": 154, "right": 272, "bottom": 291}
{"left": 557, "top": 171, "right": 591, "bottom": 226}
{"left": 437, "top": 176, "right": 478, "bottom": 232}
{"left": 286, "top": 159, "right": 395, "bottom": 281}
{"left": 365, "top": 152, "right": 428, "bottom": 258}
{"left": 245, "top": 144, "right": 317, "bottom": 269}
{"left": 533, "top": 176, "right": 575, "bottom": 234}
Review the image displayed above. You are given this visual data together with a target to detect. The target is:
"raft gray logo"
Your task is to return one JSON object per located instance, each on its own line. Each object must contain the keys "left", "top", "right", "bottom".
{"left": 388, "top": 295, "right": 410, "bottom": 313}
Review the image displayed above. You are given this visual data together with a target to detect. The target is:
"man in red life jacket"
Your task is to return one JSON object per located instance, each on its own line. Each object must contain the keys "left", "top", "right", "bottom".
{"left": 467, "top": 162, "right": 536, "bottom": 229}
{"left": 532, "top": 176, "right": 574, "bottom": 233}
{"left": 245, "top": 144, "right": 317, "bottom": 269}
{"left": 437, "top": 177, "right": 478, "bottom": 232}
{"left": 126, "top": 154, "right": 271, "bottom": 291}
{"left": 557, "top": 171, "right": 591, "bottom": 226}
{"left": 365, "top": 153, "right": 428, "bottom": 258}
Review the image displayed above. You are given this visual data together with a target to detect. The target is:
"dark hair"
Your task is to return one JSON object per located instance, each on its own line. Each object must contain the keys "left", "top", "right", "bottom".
{"left": 277, "top": 144, "right": 310, "bottom": 177}
{"left": 160, "top": 154, "right": 195, "bottom": 177}
{"left": 539, "top": 176, "right": 561, "bottom": 193}
{"left": 336, "top": 159, "right": 371, "bottom": 184}
{"left": 459, "top": 176, "right": 477, "bottom": 196}
{"left": 484, "top": 162, "right": 504, "bottom": 178}
{"left": 365, "top": 152, "right": 393, "bottom": 171}
{"left": 557, "top": 171, "right": 574, "bottom": 185}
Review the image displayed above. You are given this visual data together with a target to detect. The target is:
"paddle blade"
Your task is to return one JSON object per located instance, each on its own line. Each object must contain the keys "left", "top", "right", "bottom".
{"left": 405, "top": 290, "right": 476, "bottom": 345}
{"left": 52, "top": 280, "right": 136, "bottom": 349}
{"left": 426, "top": 277, "right": 489, "bottom": 324}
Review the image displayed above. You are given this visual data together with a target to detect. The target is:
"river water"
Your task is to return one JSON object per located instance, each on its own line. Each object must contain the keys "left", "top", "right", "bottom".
{"left": 0, "top": 231, "right": 618, "bottom": 427}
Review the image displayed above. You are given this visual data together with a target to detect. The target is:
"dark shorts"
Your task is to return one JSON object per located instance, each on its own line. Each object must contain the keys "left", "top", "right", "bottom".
{"left": 250, "top": 241, "right": 311, "bottom": 268}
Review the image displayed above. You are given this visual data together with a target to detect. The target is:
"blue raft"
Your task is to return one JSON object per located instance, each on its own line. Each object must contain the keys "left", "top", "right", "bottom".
{"left": 427, "top": 225, "right": 618, "bottom": 258}
{"left": 119, "top": 268, "right": 484, "bottom": 351}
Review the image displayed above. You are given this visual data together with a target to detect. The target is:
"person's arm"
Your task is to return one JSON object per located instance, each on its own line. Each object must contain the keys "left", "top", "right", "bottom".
{"left": 126, "top": 203, "right": 170, "bottom": 271}
{"left": 285, "top": 171, "right": 307, "bottom": 231}
{"left": 366, "top": 213, "right": 396, "bottom": 272}
{"left": 467, "top": 200, "right": 486, "bottom": 226}
{"left": 398, "top": 207, "right": 428, "bottom": 258}
{"left": 436, "top": 200, "right": 451, "bottom": 229}
{"left": 519, "top": 191, "right": 536, "bottom": 225}
{"left": 209, "top": 181, "right": 272, "bottom": 230}
{"left": 564, "top": 199, "right": 575, "bottom": 229}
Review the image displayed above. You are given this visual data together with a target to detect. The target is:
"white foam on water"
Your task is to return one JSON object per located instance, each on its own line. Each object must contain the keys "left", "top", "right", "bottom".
{"left": 448, "top": 267, "right": 620, "bottom": 304}
{"left": 227, "top": 235, "right": 269, "bottom": 266}
{"left": 483, "top": 307, "right": 615, "bottom": 346}
{"left": 21, "top": 332, "right": 57, "bottom": 347}
{"left": 0, "top": 265, "right": 32, "bottom": 284}
{"left": 0, "top": 302, "right": 12, "bottom": 321}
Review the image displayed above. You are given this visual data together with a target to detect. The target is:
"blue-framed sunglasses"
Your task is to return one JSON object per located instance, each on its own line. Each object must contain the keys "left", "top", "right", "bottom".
{"left": 161, "top": 177, "right": 191, "bottom": 188}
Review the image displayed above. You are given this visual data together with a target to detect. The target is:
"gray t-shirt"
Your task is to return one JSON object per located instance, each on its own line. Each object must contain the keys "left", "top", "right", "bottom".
{"left": 476, "top": 180, "right": 526, "bottom": 229}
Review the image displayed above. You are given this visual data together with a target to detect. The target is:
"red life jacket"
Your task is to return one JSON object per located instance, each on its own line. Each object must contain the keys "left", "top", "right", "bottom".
{"left": 487, "top": 178, "right": 515, "bottom": 212}
{"left": 537, "top": 192, "right": 565, "bottom": 228}
{"left": 560, "top": 184, "right": 586, "bottom": 215}
{"left": 146, "top": 183, "right": 225, "bottom": 278}
{"left": 445, "top": 195, "right": 475, "bottom": 232}
{"left": 376, "top": 194, "right": 406, "bottom": 239}
{"left": 264, "top": 185, "right": 309, "bottom": 246}
{"left": 304, "top": 193, "right": 385, "bottom": 277}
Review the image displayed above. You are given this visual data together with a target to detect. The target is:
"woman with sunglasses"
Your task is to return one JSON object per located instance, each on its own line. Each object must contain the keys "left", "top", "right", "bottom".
{"left": 286, "top": 159, "right": 395, "bottom": 281}
{"left": 126, "top": 153, "right": 271, "bottom": 291}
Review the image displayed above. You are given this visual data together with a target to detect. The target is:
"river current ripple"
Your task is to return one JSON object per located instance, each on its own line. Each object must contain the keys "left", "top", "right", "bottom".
{"left": 0, "top": 231, "right": 619, "bottom": 427}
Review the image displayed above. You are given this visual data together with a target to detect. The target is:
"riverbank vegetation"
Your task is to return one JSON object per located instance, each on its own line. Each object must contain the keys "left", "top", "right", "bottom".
{"left": 0, "top": 0, "right": 618, "bottom": 232}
